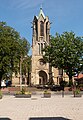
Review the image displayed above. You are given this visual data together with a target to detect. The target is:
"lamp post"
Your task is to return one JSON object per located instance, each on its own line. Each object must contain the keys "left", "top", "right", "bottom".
{"left": 19, "top": 55, "right": 28, "bottom": 90}
{"left": 20, "top": 56, "right": 22, "bottom": 91}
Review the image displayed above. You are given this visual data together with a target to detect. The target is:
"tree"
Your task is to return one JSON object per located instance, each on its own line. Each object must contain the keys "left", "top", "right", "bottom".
{"left": 0, "top": 22, "right": 30, "bottom": 87}
{"left": 43, "top": 31, "right": 83, "bottom": 82}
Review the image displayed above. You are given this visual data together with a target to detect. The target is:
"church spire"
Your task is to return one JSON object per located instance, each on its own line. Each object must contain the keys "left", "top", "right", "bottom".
{"left": 38, "top": 7, "right": 45, "bottom": 19}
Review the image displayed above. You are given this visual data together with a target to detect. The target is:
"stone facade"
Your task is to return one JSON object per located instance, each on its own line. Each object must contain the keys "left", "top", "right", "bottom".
{"left": 31, "top": 8, "right": 65, "bottom": 85}
{"left": 31, "top": 8, "right": 50, "bottom": 85}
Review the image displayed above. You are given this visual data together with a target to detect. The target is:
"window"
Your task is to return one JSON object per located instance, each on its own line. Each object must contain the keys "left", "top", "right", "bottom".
{"left": 39, "top": 59, "right": 46, "bottom": 66}
{"left": 46, "top": 22, "right": 48, "bottom": 41}
{"left": 40, "top": 21, "right": 44, "bottom": 36}
{"left": 38, "top": 43, "right": 40, "bottom": 54}
{"left": 59, "top": 69, "right": 63, "bottom": 75}
{"left": 41, "top": 43, "right": 43, "bottom": 54}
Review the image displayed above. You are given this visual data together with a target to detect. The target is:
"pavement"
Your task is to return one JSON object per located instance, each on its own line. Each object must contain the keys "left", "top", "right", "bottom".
{"left": 0, "top": 92, "right": 83, "bottom": 120}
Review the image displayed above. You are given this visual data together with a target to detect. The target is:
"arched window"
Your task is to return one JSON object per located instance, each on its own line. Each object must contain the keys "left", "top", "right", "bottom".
{"left": 41, "top": 43, "right": 43, "bottom": 54}
{"left": 46, "top": 22, "right": 48, "bottom": 40}
{"left": 39, "top": 59, "right": 46, "bottom": 66}
{"left": 40, "top": 21, "right": 44, "bottom": 36}
{"left": 38, "top": 43, "right": 40, "bottom": 54}
{"left": 59, "top": 69, "right": 63, "bottom": 75}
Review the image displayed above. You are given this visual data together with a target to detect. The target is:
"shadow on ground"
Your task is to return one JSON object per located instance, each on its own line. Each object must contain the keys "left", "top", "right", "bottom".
{"left": 29, "top": 117, "right": 71, "bottom": 120}
{"left": 0, "top": 118, "right": 11, "bottom": 120}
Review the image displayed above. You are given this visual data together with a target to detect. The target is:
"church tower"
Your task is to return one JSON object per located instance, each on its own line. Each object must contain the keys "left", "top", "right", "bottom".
{"left": 31, "top": 8, "right": 50, "bottom": 85}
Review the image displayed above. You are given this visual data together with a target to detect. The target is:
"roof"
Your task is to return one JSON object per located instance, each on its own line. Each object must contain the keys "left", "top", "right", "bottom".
{"left": 38, "top": 7, "right": 45, "bottom": 19}
{"left": 35, "top": 8, "right": 45, "bottom": 20}
{"left": 77, "top": 73, "right": 83, "bottom": 79}
{"left": 74, "top": 73, "right": 83, "bottom": 80}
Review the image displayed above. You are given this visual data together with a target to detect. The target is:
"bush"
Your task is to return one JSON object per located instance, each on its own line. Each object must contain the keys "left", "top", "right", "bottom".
{"left": 0, "top": 90, "right": 2, "bottom": 98}
{"left": 75, "top": 89, "right": 80, "bottom": 94}
{"left": 21, "top": 87, "right": 25, "bottom": 94}
{"left": 79, "top": 84, "right": 83, "bottom": 87}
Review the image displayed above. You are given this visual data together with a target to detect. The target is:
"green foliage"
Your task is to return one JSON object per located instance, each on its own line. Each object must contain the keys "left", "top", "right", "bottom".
{"left": 44, "top": 90, "right": 50, "bottom": 93}
{"left": 21, "top": 87, "right": 25, "bottom": 94}
{"left": 0, "top": 21, "right": 30, "bottom": 85}
{"left": 79, "top": 84, "right": 83, "bottom": 87}
{"left": 22, "top": 55, "right": 31, "bottom": 76}
{"left": 60, "top": 80, "right": 68, "bottom": 87}
{"left": 43, "top": 31, "right": 83, "bottom": 81}
{"left": 75, "top": 89, "right": 80, "bottom": 94}
{"left": 0, "top": 90, "right": 2, "bottom": 96}
{"left": 68, "top": 80, "right": 73, "bottom": 87}
{"left": 16, "top": 87, "right": 31, "bottom": 95}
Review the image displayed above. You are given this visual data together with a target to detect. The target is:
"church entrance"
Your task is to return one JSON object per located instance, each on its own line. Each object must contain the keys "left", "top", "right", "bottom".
{"left": 39, "top": 70, "right": 47, "bottom": 85}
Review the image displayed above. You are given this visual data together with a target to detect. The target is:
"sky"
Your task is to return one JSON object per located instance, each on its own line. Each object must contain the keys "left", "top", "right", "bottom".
{"left": 0, "top": 0, "right": 83, "bottom": 54}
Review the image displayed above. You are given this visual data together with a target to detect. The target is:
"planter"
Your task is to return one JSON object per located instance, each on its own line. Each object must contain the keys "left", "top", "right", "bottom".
{"left": 0, "top": 95, "right": 2, "bottom": 99}
{"left": 44, "top": 93, "right": 51, "bottom": 98}
{"left": 15, "top": 94, "right": 31, "bottom": 98}
{"left": 74, "top": 94, "right": 82, "bottom": 97}
{"left": 0, "top": 90, "right": 2, "bottom": 99}
{"left": 73, "top": 89, "right": 82, "bottom": 97}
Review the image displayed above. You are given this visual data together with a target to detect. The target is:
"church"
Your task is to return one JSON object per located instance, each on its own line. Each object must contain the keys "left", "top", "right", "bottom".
{"left": 12, "top": 8, "right": 69, "bottom": 86}
{"left": 31, "top": 8, "right": 69, "bottom": 86}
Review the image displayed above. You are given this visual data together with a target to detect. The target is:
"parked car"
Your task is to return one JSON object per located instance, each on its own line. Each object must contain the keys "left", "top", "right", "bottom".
{"left": 80, "top": 87, "right": 83, "bottom": 91}
{"left": 36, "top": 84, "right": 45, "bottom": 89}
{"left": 36, "top": 84, "right": 50, "bottom": 89}
{"left": 50, "top": 85, "right": 63, "bottom": 91}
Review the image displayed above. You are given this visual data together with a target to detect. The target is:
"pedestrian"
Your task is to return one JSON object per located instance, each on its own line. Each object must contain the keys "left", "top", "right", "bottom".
{"left": 5, "top": 80, "right": 8, "bottom": 87}
{"left": 1, "top": 80, "right": 6, "bottom": 89}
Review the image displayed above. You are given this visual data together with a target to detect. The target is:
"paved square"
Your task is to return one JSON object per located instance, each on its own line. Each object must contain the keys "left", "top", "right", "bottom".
{"left": 0, "top": 93, "right": 83, "bottom": 120}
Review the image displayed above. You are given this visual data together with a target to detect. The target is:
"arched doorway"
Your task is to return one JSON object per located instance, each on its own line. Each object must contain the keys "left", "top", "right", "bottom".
{"left": 39, "top": 70, "right": 47, "bottom": 85}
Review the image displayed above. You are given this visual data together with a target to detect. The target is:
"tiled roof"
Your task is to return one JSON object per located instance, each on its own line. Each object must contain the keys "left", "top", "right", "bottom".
{"left": 75, "top": 73, "right": 83, "bottom": 80}
{"left": 77, "top": 73, "right": 83, "bottom": 79}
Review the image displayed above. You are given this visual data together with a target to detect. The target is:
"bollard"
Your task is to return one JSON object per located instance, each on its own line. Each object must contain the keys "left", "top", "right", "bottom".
{"left": 62, "top": 90, "right": 64, "bottom": 97}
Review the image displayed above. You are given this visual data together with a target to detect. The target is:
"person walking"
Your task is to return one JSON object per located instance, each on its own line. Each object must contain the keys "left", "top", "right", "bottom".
{"left": 1, "top": 80, "right": 6, "bottom": 89}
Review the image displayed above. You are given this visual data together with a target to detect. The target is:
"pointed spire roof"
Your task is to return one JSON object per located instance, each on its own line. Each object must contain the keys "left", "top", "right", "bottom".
{"left": 38, "top": 7, "right": 45, "bottom": 19}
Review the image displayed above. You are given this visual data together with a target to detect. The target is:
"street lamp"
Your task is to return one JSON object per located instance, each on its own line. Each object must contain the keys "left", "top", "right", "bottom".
{"left": 20, "top": 56, "right": 22, "bottom": 90}
{"left": 19, "top": 55, "right": 27, "bottom": 90}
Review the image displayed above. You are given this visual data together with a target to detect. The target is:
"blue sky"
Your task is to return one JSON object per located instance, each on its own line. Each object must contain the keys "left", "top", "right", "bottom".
{"left": 0, "top": 0, "right": 83, "bottom": 54}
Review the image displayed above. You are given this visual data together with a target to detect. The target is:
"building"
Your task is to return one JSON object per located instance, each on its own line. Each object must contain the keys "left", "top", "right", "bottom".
{"left": 74, "top": 72, "right": 83, "bottom": 84}
{"left": 31, "top": 8, "right": 68, "bottom": 85}
{"left": 31, "top": 7, "right": 50, "bottom": 85}
{"left": 12, "top": 8, "right": 69, "bottom": 86}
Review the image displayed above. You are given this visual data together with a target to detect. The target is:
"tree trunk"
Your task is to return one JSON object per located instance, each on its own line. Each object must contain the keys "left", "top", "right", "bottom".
{"left": 66, "top": 68, "right": 73, "bottom": 87}
{"left": 69, "top": 75, "right": 73, "bottom": 87}
{"left": 49, "top": 63, "right": 54, "bottom": 84}
{"left": 69, "top": 75, "right": 72, "bottom": 81}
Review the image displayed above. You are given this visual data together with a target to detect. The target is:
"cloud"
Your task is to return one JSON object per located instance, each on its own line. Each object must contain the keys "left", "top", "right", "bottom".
{"left": 10, "top": 0, "right": 44, "bottom": 10}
